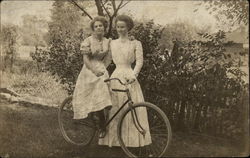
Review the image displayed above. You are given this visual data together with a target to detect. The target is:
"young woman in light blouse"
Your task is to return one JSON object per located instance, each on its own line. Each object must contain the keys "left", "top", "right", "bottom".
{"left": 99, "top": 15, "right": 152, "bottom": 147}
{"left": 72, "top": 16, "right": 112, "bottom": 134}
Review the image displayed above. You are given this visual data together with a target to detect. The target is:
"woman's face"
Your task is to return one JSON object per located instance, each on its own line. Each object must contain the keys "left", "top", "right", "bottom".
{"left": 116, "top": 21, "right": 128, "bottom": 36}
{"left": 93, "top": 21, "right": 105, "bottom": 35}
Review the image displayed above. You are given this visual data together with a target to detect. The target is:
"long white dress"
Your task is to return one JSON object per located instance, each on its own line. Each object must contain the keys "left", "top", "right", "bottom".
{"left": 72, "top": 36, "right": 112, "bottom": 119}
{"left": 99, "top": 39, "right": 152, "bottom": 147}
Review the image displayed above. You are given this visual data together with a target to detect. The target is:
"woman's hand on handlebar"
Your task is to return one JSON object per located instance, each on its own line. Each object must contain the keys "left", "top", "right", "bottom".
{"left": 125, "top": 77, "right": 136, "bottom": 85}
{"left": 93, "top": 70, "right": 104, "bottom": 77}
{"left": 96, "top": 72, "right": 104, "bottom": 77}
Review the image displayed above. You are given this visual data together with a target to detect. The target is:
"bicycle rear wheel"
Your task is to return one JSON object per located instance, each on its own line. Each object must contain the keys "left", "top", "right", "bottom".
{"left": 118, "top": 102, "right": 172, "bottom": 157}
{"left": 58, "top": 96, "right": 96, "bottom": 146}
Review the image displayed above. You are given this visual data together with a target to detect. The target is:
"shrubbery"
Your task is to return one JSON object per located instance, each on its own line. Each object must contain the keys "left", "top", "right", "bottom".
{"left": 131, "top": 23, "right": 247, "bottom": 140}
{"left": 30, "top": 1, "right": 86, "bottom": 93}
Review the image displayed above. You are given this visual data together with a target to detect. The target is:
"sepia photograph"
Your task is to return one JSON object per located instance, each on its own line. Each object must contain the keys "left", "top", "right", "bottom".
{"left": 0, "top": 0, "right": 249, "bottom": 157}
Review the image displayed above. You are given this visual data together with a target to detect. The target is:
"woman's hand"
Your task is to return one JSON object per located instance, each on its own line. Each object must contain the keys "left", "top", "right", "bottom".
{"left": 108, "top": 38, "right": 112, "bottom": 43}
{"left": 134, "top": 72, "right": 139, "bottom": 78}
{"left": 93, "top": 49, "right": 107, "bottom": 60}
{"left": 128, "top": 35, "right": 135, "bottom": 41}
{"left": 125, "top": 77, "right": 136, "bottom": 85}
{"left": 96, "top": 72, "right": 104, "bottom": 77}
{"left": 81, "top": 47, "right": 91, "bottom": 55}
{"left": 93, "top": 70, "right": 105, "bottom": 77}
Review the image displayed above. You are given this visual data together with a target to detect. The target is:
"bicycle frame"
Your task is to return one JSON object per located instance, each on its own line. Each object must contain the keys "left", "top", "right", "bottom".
{"left": 103, "top": 78, "right": 146, "bottom": 136}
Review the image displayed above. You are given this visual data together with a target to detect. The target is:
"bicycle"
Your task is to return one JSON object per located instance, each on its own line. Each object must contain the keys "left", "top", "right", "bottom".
{"left": 58, "top": 78, "right": 172, "bottom": 157}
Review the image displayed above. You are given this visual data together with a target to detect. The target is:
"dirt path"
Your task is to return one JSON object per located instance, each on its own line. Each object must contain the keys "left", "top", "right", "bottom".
{"left": 0, "top": 99, "right": 246, "bottom": 158}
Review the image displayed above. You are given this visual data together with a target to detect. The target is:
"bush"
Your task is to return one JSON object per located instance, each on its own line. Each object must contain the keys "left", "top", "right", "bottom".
{"left": 30, "top": 1, "right": 86, "bottom": 93}
{"left": 30, "top": 33, "right": 84, "bottom": 94}
{"left": 130, "top": 21, "right": 247, "bottom": 140}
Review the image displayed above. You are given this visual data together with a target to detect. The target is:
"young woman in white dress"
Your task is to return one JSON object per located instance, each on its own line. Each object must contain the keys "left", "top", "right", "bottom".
{"left": 72, "top": 16, "right": 112, "bottom": 133}
{"left": 99, "top": 15, "right": 152, "bottom": 147}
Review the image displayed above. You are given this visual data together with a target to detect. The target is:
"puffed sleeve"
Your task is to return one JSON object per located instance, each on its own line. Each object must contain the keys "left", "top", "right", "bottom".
{"left": 133, "top": 40, "right": 143, "bottom": 77}
{"left": 80, "top": 37, "right": 91, "bottom": 55}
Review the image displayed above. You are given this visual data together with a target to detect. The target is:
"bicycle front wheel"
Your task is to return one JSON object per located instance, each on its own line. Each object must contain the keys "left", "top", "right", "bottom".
{"left": 58, "top": 96, "right": 96, "bottom": 146}
{"left": 117, "top": 102, "right": 172, "bottom": 157}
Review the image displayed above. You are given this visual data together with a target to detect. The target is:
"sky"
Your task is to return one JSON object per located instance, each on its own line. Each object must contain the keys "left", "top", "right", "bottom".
{"left": 1, "top": 0, "right": 53, "bottom": 25}
{"left": 120, "top": 1, "right": 217, "bottom": 27}
{"left": 0, "top": 0, "right": 236, "bottom": 32}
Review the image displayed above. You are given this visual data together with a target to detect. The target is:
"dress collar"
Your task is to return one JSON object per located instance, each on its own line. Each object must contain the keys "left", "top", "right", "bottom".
{"left": 92, "top": 34, "right": 104, "bottom": 42}
{"left": 118, "top": 38, "right": 130, "bottom": 43}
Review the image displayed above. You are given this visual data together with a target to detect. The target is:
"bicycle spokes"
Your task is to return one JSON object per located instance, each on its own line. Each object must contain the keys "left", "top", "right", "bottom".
{"left": 58, "top": 96, "right": 96, "bottom": 146}
{"left": 118, "top": 103, "right": 172, "bottom": 158}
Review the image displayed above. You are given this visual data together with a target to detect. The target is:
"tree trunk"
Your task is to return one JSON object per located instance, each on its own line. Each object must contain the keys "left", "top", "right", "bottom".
{"left": 107, "top": 16, "right": 114, "bottom": 38}
{"left": 95, "top": 0, "right": 104, "bottom": 16}
{"left": 186, "top": 102, "right": 191, "bottom": 129}
{"left": 10, "top": 50, "right": 14, "bottom": 73}
{"left": 194, "top": 104, "right": 202, "bottom": 131}
{"left": 203, "top": 105, "right": 208, "bottom": 132}
{"left": 3, "top": 55, "right": 8, "bottom": 71}
{"left": 167, "top": 99, "right": 174, "bottom": 123}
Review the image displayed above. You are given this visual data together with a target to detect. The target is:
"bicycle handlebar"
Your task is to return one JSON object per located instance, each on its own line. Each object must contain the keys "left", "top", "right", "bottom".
{"left": 104, "top": 78, "right": 135, "bottom": 85}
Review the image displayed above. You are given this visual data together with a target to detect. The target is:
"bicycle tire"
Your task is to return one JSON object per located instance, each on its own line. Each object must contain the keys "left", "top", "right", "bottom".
{"left": 117, "top": 102, "right": 172, "bottom": 157}
{"left": 58, "top": 96, "right": 96, "bottom": 146}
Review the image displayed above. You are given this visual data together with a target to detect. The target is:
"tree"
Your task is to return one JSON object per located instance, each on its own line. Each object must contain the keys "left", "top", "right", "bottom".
{"left": 31, "top": 1, "right": 85, "bottom": 91}
{"left": 20, "top": 15, "right": 48, "bottom": 47}
{"left": 196, "top": 0, "right": 249, "bottom": 27}
{"left": 0, "top": 24, "right": 19, "bottom": 72}
{"left": 159, "top": 21, "right": 202, "bottom": 52}
{"left": 69, "top": 0, "right": 131, "bottom": 37}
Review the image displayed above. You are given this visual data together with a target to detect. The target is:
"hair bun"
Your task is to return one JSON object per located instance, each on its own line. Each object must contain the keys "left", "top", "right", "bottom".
{"left": 115, "top": 15, "right": 134, "bottom": 31}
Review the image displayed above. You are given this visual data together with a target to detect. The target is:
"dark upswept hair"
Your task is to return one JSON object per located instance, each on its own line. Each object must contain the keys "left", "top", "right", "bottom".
{"left": 115, "top": 14, "right": 134, "bottom": 31}
{"left": 90, "top": 16, "right": 108, "bottom": 31}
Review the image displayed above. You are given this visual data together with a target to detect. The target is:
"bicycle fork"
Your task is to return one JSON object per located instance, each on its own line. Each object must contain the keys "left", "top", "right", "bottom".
{"left": 127, "top": 92, "right": 147, "bottom": 138}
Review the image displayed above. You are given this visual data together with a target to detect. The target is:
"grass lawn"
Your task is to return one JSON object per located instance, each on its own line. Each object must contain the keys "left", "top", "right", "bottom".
{"left": 0, "top": 99, "right": 247, "bottom": 158}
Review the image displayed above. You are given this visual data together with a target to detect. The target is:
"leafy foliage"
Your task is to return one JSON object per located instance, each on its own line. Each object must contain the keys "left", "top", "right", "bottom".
{"left": 31, "top": 1, "right": 87, "bottom": 93}
{"left": 130, "top": 20, "right": 247, "bottom": 139}
{"left": 159, "top": 21, "right": 199, "bottom": 51}
{"left": 198, "top": 0, "right": 249, "bottom": 26}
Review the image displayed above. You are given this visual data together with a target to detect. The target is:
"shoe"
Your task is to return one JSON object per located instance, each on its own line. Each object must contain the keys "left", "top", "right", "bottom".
{"left": 91, "top": 113, "right": 100, "bottom": 128}
{"left": 99, "top": 128, "right": 107, "bottom": 138}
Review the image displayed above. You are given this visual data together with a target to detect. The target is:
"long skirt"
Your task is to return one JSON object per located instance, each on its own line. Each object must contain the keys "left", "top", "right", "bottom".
{"left": 99, "top": 67, "right": 152, "bottom": 147}
{"left": 72, "top": 64, "right": 112, "bottom": 119}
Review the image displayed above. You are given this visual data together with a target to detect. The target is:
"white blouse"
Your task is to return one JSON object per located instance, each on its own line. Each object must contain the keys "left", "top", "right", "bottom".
{"left": 110, "top": 39, "right": 143, "bottom": 76}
